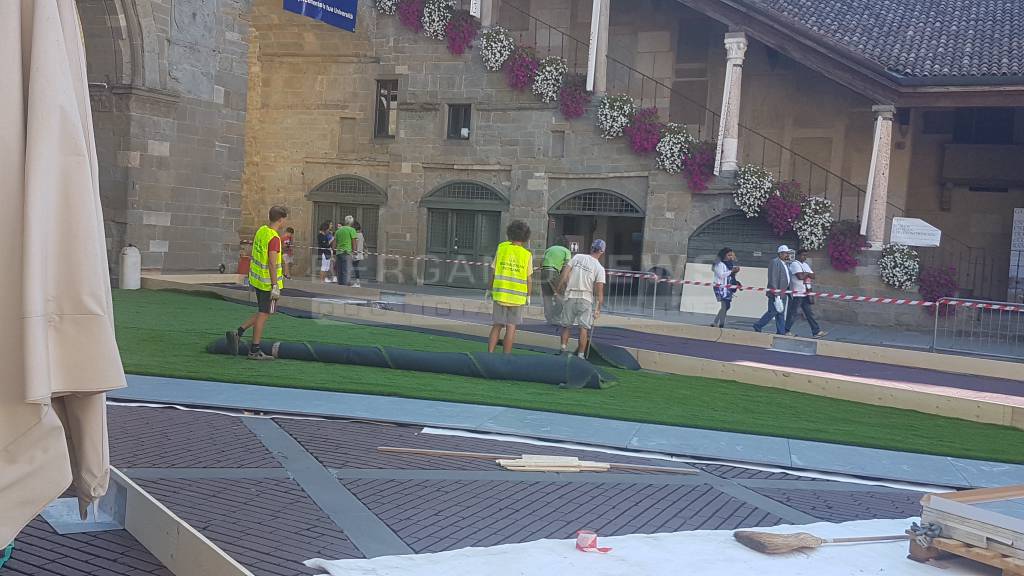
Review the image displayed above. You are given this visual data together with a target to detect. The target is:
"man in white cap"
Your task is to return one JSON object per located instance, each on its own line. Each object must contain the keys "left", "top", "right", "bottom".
{"left": 753, "top": 245, "right": 793, "bottom": 334}
{"left": 557, "top": 239, "right": 607, "bottom": 357}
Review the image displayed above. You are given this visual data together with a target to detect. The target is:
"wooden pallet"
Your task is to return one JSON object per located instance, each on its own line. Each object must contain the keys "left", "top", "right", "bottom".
{"left": 909, "top": 536, "right": 1024, "bottom": 575}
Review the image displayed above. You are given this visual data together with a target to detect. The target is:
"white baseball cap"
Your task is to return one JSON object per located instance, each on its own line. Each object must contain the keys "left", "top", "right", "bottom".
{"left": 777, "top": 245, "right": 792, "bottom": 253}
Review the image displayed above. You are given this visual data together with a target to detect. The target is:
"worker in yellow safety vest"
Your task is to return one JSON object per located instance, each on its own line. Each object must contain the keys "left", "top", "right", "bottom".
{"left": 487, "top": 220, "right": 533, "bottom": 354}
{"left": 227, "top": 205, "right": 289, "bottom": 360}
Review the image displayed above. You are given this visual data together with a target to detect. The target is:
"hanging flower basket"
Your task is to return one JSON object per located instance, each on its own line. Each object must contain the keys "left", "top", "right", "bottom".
{"left": 682, "top": 140, "right": 716, "bottom": 193}
{"left": 479, "top": 26, "right": 516, "bottom": 71}
{"left": 879, "top": 243, "right": 920, "bottom": 290}
{"left": 733, "top": 164, "right": 774, "bottom": 217}
{"left": 444, "top": 9, "right": 480, "bottom": 55}
{"left": 596, "top": 94, "right": 635, "bottom": 139}
{"left": 826, "top": 221, "right": 869, "bottom": 272}
{"left": 764, "top": 195, "right": 802, "bottom": 237}
{"left": 656, "top": 123, "right": 695, "bottom": 174}
{"left": 794, "top": 196, "right": 834, "bottom": 250}
{"left": 919, "top": 265, "right": 959, "bottom": 316}
{"left": 505, "top": 46, "right": 540, "bottom": 91}
{"left": 422, "top": 0, "right": 455, "bottom": 40}
{"left": 623, "top": 107, "right": 662, "bottom": 155}
{"left": 397, "top": 0, "right": 425, "bottom": 32}
{"left": 532, "top": 56, "right": 568, "bottom": 103}
{"left": 375, "top": 0, "right": 399, "bottom": 15}
{"left": 558, "top": 73, "right": 591, "bottom": 120}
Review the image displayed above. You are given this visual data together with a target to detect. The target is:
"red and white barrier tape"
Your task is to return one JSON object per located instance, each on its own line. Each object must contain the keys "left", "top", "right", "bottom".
{"left": 294, "top": 245, "right": 1024, "bottom": 312}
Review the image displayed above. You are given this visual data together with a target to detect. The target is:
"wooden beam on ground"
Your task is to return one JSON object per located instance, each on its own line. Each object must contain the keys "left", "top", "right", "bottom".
{"left": 377, "top": 447, "right": 697, "bottom": 475}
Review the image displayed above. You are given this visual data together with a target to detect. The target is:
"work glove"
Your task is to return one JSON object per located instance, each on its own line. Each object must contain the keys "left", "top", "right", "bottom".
{"left": 271, "top": 287, "right": 281, "bottom": 300}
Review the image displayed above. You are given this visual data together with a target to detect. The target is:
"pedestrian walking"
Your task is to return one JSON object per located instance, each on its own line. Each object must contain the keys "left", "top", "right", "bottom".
{"left": 334, "top": 216, "right": 358, "bottom": 286}
{"left": 282, "top": 227, "right": 294, "bottom": 279}
{"left": 317, "top": 221, "right": 333, "bottom": 283}
{"left": 557, "top": 239, "right": 606, "bottom": 357}
{"left": 352, "top": 221, "right": 365, "bottom": 288}
{"left": 540, "top": 236, "right": 572, "bottom": 326}
{"left": 227, "top": 206, "right": 288, "bottom": 360}
{"left": 487, "top": 220, "right": 533, "bottom": 354}
{"left": 711, "top": 247, "right": 741, "bottom": 328}
{"left": 752, "top": 245, "right": 793, "bottom": 335}
{"left": 785, "top": 248, "right": 828, "bottom": 338}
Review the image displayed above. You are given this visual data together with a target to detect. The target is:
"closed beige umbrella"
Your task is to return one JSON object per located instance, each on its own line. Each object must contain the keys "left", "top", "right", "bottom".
{"left": 1, "top": 0, "right": 127, "bottom": 548}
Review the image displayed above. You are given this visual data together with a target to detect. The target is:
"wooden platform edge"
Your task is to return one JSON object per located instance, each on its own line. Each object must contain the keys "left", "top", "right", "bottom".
{"left": 909, "top": 536, "right": 1024, "bottom": 575}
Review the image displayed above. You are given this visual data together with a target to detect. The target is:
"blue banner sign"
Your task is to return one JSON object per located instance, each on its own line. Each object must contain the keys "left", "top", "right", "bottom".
{"left": 283, "top": 0, "right": 357, "bottom": 32}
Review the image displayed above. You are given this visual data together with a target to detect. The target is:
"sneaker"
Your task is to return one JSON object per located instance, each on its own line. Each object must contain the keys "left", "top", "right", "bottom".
{"left": 812, "top": 331, "right": 828, "bottom": 339}
{"left": 352, "top": 282, "right": 361, "bottom": 288}
{"left": 557, "top": 346, "right": 567, "bottom": 355}
{"left": 752, "top": 324, "right": 762, "bottom": 333}
{"left": 783, "top": 331, "right": 794, "bottom": 336}
{"left": 578, "top": 352, "right": 586, "bottom": 359}
{"left": 247, "top": 349, "right": 274, "bottom": 361}
{"left": 225, "top": 331, "right": 240, "bottom": 356}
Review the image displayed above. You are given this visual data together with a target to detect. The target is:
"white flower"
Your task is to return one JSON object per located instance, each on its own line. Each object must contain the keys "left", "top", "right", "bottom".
{"left": 375, "top": 0, "right": 398, "bottom": 15}
{"left": 656, "top": 123, "right": 695, "bottom": 174}
{"left": 479, "top": 27, "right": 515, "bottom": 71}
{"left": 793, "top": 196, "right": 834, "bottom": 250}
{"left": 532, "top": 56, "right": 567, "bottom": 103}
{"left": 596, "top": 94, "right": 635, "bottom": 139}
{"left": 422, "top": 0, "right": 455, "bottom": 40}
{"left": 734, "top": 165, "right": 775, "bottom": 218}
{"left": 879, "top": 243, "right": 920, "bottom": 290}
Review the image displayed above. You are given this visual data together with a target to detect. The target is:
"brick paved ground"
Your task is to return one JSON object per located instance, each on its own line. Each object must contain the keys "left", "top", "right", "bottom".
{"left": 11, "top": 405, "right": 928, "bottom": 576}
{"left": 752, "top": 488, "right": 925, "bottom": 523}
{"left": 2, "top": 517, "right": 172, "bottom": 576}
{"left": 343, "top": 479, "right": 782, "bottom": 553}
{"left": 138, "top": 478, "right": 362, "bottom": 576}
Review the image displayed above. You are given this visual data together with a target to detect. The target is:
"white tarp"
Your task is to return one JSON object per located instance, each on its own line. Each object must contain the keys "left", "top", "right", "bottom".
{"left": 307, "top": 518, "right": 991, "bottom": 576}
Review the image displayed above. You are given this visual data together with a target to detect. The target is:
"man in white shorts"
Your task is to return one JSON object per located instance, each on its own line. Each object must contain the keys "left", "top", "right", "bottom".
{"left": 556, "top": 239, "right": 606, "bottom": 357}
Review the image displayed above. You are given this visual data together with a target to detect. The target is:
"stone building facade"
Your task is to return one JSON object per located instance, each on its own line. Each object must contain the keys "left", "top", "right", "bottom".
{"left": 242, "top": 0, "right": 1024, "bottom": 313}
{"left": 79, "top": 0, "right": 251, "bottom": 278}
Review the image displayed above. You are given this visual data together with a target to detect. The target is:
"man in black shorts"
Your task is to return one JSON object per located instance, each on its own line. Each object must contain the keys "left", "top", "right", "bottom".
{"left": 228, "top": 206, "right": 288, "bottom": 359}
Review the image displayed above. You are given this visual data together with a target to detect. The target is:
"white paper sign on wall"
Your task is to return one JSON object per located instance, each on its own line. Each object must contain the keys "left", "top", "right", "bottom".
{"left": 1012, "top": 208, "right": 1024, "bottom": 252}
{"left": 890, "top": 217, "right": 942, "bottom": 247}
{"left": 470, "top": 0, "right": 481, "bottom": 17}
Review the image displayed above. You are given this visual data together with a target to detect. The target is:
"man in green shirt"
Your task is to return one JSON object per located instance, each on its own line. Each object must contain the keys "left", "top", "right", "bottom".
{"left": 333, "top": 216, "right": 359, "bottom": 286}
{"left": 540, "top": 236, "right": 572, "bottom": 325}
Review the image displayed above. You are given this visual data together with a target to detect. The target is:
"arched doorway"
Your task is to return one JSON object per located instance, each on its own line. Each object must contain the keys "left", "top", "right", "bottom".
{"left": 308, "top": 176, "right": 386, "bottom": 279}
{"left": 422, "top": 181, "right": 509, "bottom": 288}
{"left": 549, "top": 190, "right": 644, "bottom": 270}
{"left": 682, "top": 210, "right": 798, "bottom": 317}
{"left": 686, "top": 210, "right": 796, "bottom": 267}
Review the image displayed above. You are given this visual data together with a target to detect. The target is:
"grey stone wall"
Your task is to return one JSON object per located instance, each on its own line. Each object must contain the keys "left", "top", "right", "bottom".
{"left": 81, "top": 0, "right": 250, "bottom": 279}
{"left": 243, "top": 0, "right": 736, "bottom": 282}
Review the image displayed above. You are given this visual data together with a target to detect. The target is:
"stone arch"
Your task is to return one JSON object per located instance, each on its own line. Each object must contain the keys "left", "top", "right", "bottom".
{"left": 307, "top": 175, "right": 388, "bottom": 205}
{"left": 549, "top": 189, "right": 644, "bottom": 217}
{"left": 77, "top": 0, "right": 162, "bottom": 88}
{"left": 687, "top": 209, "right": 797, "bottom": 268}
{"left": 421, "top": 180, "right": 510, "bottom": 211}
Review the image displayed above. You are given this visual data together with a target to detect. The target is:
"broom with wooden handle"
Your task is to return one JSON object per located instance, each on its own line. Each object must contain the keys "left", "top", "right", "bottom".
{"left": 733, "top": 530, "right": 910, "bottom": 554}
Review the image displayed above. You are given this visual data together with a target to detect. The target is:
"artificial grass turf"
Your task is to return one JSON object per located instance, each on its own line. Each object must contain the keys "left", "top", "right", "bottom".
{"left": 113, "top": 289, "right": 1024, "bottom": 464}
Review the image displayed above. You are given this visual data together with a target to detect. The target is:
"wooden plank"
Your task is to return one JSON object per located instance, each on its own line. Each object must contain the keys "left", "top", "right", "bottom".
{"left": 927, "top": 488, "right": 1024, "bottom": 537}
{"left": 113, "top": 468, "right": 253, "bottom": 576}
{"left": 922, "top": 509, "right": 1021, "bottom": 549}
{"left": 378, "top": 447, "right": 697, "bottom": 475}
{"left": 931, "top": 538, "right": 1024, "bottom": 573}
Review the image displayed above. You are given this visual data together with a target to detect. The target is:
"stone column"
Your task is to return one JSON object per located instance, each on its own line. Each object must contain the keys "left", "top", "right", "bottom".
{"left": 715, "top": 32, "right": 748, "bottom": 175}
{"left": 587, "top": 0, "right": 610, "bottom": 93}
{"left": 478, "top": 0, "right": 494, "bottom": 27}
{"left": 862, "top": 104, "right": 895, "bottom": 249}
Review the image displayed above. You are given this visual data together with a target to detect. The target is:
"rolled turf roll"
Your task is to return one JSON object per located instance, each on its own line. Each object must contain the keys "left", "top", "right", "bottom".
{"left": 208, "top": 338, "right": 615, "bottom": 389}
